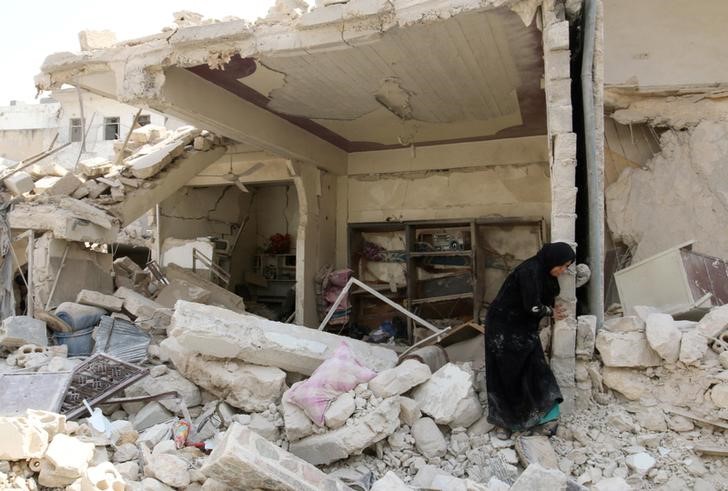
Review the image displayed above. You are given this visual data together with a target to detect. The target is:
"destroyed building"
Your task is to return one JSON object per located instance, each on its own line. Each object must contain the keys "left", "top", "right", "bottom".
{"left": 2, "top": 0, "right": 728, "bottom": 490}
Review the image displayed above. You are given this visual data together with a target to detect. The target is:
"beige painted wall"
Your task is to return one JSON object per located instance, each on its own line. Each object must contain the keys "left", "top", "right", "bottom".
{"left": 605, "top": 0, "right": 728, "bottom": 88}
{"left": 347, "top": 163, "right": 551, "bottom": 223}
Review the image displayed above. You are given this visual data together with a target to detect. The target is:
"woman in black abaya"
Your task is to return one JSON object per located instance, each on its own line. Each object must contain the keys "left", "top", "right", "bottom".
{"left": 485, "top": 242, "right": 575, "bottom": 438}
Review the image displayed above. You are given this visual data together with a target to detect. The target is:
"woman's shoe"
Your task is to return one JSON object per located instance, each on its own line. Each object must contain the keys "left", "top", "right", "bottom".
{"left": 532, "top": 420, "right": 559, "bottom": 437}
{"left": 494, "top": 426, "right": 512, "bottom": 440}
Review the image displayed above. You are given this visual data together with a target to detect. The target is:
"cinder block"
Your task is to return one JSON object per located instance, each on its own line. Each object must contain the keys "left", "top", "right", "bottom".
{"left": 545, "top": 49, "right": 571, "bottom": 82}
{"left": 547, "top": 103, "right": 574, "bottom": 134}
{"left": 545, "top": 21, "right": 570, "bottom": 51}
{"left": 3, "top": 172, "right": 34, "bottom": 196}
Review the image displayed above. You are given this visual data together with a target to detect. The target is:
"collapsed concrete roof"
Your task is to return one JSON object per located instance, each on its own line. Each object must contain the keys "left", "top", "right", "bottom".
{"left": 36, "top": 0, "right": 546, "bottom": 174}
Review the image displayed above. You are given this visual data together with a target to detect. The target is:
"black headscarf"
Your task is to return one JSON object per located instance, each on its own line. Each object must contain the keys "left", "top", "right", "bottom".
{"left": 537, "top": 242, "right": 576, "bottom": 270}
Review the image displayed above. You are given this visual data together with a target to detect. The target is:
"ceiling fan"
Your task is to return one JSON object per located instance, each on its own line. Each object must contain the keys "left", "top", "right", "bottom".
{"left": 198, "top": 157, "right": 266, "bottom": 192}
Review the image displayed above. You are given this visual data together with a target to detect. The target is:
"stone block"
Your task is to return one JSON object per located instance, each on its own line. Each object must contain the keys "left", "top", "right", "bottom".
{"left": 80, "top": 462, "right": 126, "bottom": 490}
{"left": 576, "top": 315, "right": 597, "bottom": 358}
{"left": 193, "top": 136, "right": 213, "bottom": 151}
{"left": 141, "top": 478, "right": 175, "bottom": 491}
{"left": 248, "top": 414, "right": 280, "bottom": 442}
{"left": 545, "top": 21, "right": 570, "bottom": 51}
{"left": 368, "top": 359, "right": 431, "bottom": 398}
{"left": 602, "top": 367, "right": 648, "bottom": 401}
{"left": 114, "top": 287, "right": 164, "bottom": 319}
{"left": 467, "top": 415, "right": 494, "bottom": 436}
{"left": 129, "top": 139, "right": 188, "bottom": 179}
{"left": 3, "top": 171, "right": 34, "bottom": 196}
{"left": 155, "top": 279, "right": 211, "bottom": 309}
{"left": 79, "top": 30, "right": 117, "bottom": 51}
{"left": 545, "top": 48, "right": 571, "bottom": 81}
{"left": 0, "top": 316, "right": 48, "bottom": 348}
{"left": 645, "top": 313, "right": 681, "bottom": 363}
{"left": 711, "top": 383, "right": 728, "bottom": 408}
{"left": 604, "top": 316, "right": 644, "bottom": 332}
{"left": 546, "top": 78, "right": 572, "bottom": 107}
{"left": 594, "top": 477, "right": 631, "bottom": 491}
{"left": 148, "top": 453, "right": 190, "bottom": 488}
{"left": 41, "top": 434, "right": 95, "bottom": 486}
{"left": 697, "top": 304, "right": 728, "bottom": 339}
{"left": 0, "top": 416, "right": 49, "bottom": 460}
{"left": 510, "top": 463, "right": 567, "bottom": 491}
{"left": 130, "top": 125, "right": 168, "bottom": 144}
{"left": 325, "top": 392, "right": 356, "bottom": 429}
{"left": 140, "top": 369, "right": 201, "bottom": 413}
{"left": 201, "top": 423, "right": 351, "bottom": 490}
{"left": 371, "top": 471, "right": 410, "bottom": 490}
{"left": 679, "top": 330, "right": 708, "bottom": 366}
{"left": 412, "top": 363, "right": 482, "bottom": 428}
{"left": 116, "top": 461, "right": 140, "bottom": 482}
{"left": 133, "top": 402, "right": 173, "bottom": 431}
{"left": 161, "top": 338, "right": 286, "bottom": 412}
{"left": 289, "top": 397, "right": 400, "bottom": 465}
{"left": 551, "top": 324, "right": 577, "bottom": 358}
{"left": 47, "top": 173, "right": 82, "bottom": 196}
{"left": 282, "top": 396, "right": 315, "bottom": 442}
{"left": 547, "top": 104, "right": 574, "bottom": 135}
{"left": 550, "top": 184, "right": 577, "bottom": 215}
{"left": 26, "top": 409, "right": 66, "bottom": 438}
{"left": 550, "top": 356, "right": 576, "bottom": 389}
{"left": 398, "top": 397, "right": 421, "bottom": 427}
{"left": 78, "top": 157, "right": 112, "bottom": 178}
{"left": 595, "top": 330, "right": 662, "bottom": 367}
{"left": 169, "top": 301, "right": 397, "bottom": 375}
{"left": 76, "top": 289, "right": 124, "bottom": 312}
{"left": 411, "top": 417, "right": 447, "bottom": 458}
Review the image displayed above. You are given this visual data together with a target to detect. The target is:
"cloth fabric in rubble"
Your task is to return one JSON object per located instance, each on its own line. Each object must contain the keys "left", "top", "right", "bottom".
{"left": 286, "top": 341, "right": 376, "bottom": 426}
{"left": 316, "top": 267, "right": 352, "bottom": 326}
{"left": 484, "top": 242, "right": 575, "bottom": 431}
{"left": 55, "top": 302, "right": 106, "bottom": 331}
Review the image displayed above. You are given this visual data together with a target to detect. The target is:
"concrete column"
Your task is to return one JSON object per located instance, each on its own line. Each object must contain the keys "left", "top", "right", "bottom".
{"left": 542, "top": 0, "right": 579, "bottom": 414}
{"left": 292, "top": 164, "right": 337, "bottom": 327}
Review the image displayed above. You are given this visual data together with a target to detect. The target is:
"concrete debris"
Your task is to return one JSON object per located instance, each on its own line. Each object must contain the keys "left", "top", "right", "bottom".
{"left": 154, "top": 279, "right": 211, "bottom": 308}
{"left": 411, "top": 417, "right": 447, "bottom": 458}
{"left": 0, "top": 316, "right": 48, "bottom": 348}
{"left": 161, "top": 337, "right": 286, "bottom": 412}
{"left": 412, "top": 363, "right": 482, "bottom": 427}
{"left": 368, "top": 359, "right": 431, "bottom": 399}
{"left": 645, "top": 313, "right": 682, "bottom": 363}
{"left": 201, "top": 422, "right": 352, "bottom": 490}
{"left": 510, "top": 463, "right": 567, "bottom": 490}
{"left": 371, "top": 471, "right": 411, "bottom": 490}
{"left": 76, "top": 289, "right": 124, "bottom": 312}
{"left": 678, "top": 330, "right": 709, "bottom": 366}
{"left": 78, "top": 157, "right": 112, "bottom": 178}
{"left": 289, "top": 396, "right": 401, "bottom": 465}
{"left": 78, "top": 30, "right": 117, "bottom": 51}
{"left": 169, "top": 300, "right": 397, "bottom": 375}
{"left": 595, "top": 330, "right": 662, "bottom": 367}
{"left": 3, "top": 171, "right": 34, "bottom": 196}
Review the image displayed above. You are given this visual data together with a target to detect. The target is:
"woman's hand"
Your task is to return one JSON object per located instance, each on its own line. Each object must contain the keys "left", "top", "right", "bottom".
{"left": 553, "top": 305, "right": 568, "bottom": 321}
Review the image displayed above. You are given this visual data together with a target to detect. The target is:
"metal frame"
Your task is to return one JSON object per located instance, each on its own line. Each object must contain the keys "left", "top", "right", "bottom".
{"left": 317, "top": 276, "right": 442, "bottom": 334}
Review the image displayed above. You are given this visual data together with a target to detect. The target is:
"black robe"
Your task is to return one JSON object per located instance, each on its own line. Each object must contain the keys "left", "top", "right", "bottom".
{"left": 484, "top": 255, "right": 563, "bottom": 431}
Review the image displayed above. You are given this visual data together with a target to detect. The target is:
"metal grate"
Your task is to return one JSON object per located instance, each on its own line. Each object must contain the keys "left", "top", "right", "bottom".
{"left": 61, "top": 353, "right": 148, "bottom": 420}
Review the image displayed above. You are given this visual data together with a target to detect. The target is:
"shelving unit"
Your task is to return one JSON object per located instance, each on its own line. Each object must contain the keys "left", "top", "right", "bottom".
{"left": 348, "top": 217, "right": 545, "bottom": 344}
{"left": 250, "top": 253, "right": 296, "bottom": 307}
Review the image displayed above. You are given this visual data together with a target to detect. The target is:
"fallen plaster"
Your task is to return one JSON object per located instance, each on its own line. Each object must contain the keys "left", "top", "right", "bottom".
{"left": 606, "top": 120, "right": 728, "bottom": 262}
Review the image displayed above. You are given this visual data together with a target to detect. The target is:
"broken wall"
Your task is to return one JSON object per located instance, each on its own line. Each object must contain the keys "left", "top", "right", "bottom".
{"left": 31, "top": 233, "right": 113, "bottom": 310}
{"left": 607, "top": 120, "right": 728, "bottom": 263}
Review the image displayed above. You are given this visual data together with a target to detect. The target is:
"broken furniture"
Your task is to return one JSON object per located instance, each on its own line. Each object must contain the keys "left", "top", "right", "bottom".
{"left": 60, "top": 353, "right": 148, "bottom": 420}
{"left": 615, "top": 241, "right": 728, "bottom": 318}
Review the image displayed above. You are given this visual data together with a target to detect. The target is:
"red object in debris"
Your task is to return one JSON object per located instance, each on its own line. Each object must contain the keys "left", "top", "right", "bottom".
{"left": 266, "top": 233, "right": 292, "bottom": 254}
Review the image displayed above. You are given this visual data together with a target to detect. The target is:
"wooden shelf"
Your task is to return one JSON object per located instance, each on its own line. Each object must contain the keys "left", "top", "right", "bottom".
{"left": 409, "top": 251, "right": 473, "bottom": 257}
{"left": 409, "top": 292, "right": 474, "bottom": 305}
